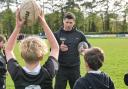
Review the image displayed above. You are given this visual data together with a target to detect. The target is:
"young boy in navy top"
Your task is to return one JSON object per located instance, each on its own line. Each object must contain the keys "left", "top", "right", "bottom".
{"left": 73, "top": 47, "right": 115, "bottom": 89}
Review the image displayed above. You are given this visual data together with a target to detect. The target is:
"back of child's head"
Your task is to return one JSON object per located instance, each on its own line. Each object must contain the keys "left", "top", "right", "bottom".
{"left": 0, "top": 35, "right": 6, "bottom": 43}
{"left": 20, "top": 36, "right": 48, "bottom": 64}
{"left": 84, "top": 47, "right": 104, "bottom": 70}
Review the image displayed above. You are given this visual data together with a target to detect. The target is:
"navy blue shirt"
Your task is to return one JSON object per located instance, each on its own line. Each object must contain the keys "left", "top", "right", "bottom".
{"left": 73, "top": 72, "right": 115, "bottom": 89}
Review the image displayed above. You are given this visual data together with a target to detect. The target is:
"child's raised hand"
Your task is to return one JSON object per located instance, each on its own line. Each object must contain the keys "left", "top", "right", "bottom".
{"left": 15, "top": 8, "right": 24, "bottom": 28}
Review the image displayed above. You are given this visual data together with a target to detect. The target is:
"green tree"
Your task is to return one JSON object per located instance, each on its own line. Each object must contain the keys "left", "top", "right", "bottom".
{"left": 45, "top": 11, "right": 61, "bottom": 32}
{"left": 122, "top": 4, "right": 128, "bottom": 32}
{"left": 80, "top": 1, "right": 97, "bottom": 32}
{"left": 1, "top": 9, "right": 15, "bottom": 36}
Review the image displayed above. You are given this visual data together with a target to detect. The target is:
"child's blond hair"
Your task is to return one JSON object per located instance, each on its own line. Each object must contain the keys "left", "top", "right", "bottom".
{"left": 20, "top": 36, "right": 48, "bottom": 64}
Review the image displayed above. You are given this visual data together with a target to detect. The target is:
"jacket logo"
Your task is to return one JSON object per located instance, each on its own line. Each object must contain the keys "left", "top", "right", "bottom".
{"left": 25, "top": 85, "right": 41, "bottom": 89}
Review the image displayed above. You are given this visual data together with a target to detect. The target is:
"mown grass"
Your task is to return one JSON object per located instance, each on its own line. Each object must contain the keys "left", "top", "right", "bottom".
{"left": 6, "top": 38, "right": 128, "bottom": 89}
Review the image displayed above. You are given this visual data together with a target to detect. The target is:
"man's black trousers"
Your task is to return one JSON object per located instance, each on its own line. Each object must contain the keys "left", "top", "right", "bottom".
{"left": 55, "top": 66, "right": 80, "bottom": 89}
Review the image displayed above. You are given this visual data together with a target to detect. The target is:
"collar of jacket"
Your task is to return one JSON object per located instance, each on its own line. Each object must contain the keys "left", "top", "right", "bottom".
{"left": 60, "top": 26, "right": 77, "bottom": 33}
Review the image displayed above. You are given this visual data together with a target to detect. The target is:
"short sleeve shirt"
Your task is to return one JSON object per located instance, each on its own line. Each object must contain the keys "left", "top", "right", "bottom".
{"left": 7, "top": 56, "right": 58, "bottom": 89}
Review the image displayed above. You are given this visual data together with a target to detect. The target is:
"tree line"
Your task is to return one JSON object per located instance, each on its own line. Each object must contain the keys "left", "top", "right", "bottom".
{"left": 0, "top": 0, "right": 128, "bottom": 36}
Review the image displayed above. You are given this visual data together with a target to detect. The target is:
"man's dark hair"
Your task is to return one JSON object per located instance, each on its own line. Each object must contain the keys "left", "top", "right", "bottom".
{"left": 63, "top": 12, "right": 76, "bottom": 20}
{"left": 84, "top": 47, "right": 104, "bottom": 70}
{"left": 0, "top": 35, "right": 6, "bottom": 43}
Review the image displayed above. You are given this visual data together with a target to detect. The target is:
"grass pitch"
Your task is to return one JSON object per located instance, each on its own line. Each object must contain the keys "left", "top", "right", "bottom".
{"left": 6, "top": 38, "right": 128, "bottom": 89}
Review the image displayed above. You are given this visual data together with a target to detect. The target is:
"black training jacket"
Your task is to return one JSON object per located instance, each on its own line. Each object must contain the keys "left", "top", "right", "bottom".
{"left": 54, "top": 27, "right": 91, "bottom": 67}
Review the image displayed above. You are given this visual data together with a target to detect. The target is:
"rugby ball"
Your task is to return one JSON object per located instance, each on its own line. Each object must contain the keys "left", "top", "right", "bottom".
{"left": 78, "top": 41, "right": 88, "bottom": 53}
{"left": 20, "top": 0, "right": 42, "bottom": 26}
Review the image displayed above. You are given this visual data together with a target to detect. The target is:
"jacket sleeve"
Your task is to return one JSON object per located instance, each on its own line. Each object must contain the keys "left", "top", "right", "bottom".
{"left": 43, "top": 56, "right": 58, "bottom": 78}
{"left": 73, "top": 79, "right": 86, "bottom": 89}
{"left": 80, "top": 31, "right": 91, "bottom": 48}
{"left": 109, "top": 77, "right": 115, "bottom": 89}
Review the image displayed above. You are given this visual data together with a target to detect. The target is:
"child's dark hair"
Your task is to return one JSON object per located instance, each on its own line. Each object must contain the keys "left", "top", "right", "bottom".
{"left": 0, "top": 35, "right": 6, "bottom": 43}
{"left": 63, "top": 12, "right": 76, "bottom": 20}
{"left": 124, "top": 73, "right": 128, "bottom": 86}
{"left": 84, "top": 47, "right": 104, "bottom": 70}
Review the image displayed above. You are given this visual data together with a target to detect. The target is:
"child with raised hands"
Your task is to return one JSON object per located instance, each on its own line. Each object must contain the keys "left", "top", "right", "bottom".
{"left": 5, "top": 8, "right": 59, "bottom": 89}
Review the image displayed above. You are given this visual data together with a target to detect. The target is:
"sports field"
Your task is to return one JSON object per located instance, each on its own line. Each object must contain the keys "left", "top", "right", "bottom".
{"left": 6, "top": 38, "right": 128, "bottom": 89}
